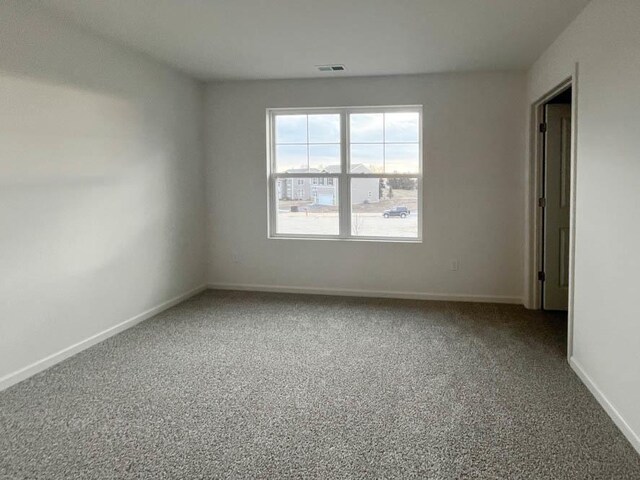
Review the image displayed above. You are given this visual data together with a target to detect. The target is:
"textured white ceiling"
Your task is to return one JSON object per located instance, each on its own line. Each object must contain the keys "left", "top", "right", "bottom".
{"left": 40, "top": 0, "right": 590, "bottom": 80}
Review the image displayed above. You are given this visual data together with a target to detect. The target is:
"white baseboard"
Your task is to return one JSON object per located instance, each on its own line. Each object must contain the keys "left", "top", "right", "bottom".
{"left": 0, "top": 284, "right": 207, "bottom": 392}
{"left": 569, "top": 356, "right": 640, "bottom": 455}
{"left": 207, "top": 282, "right": 523, "bottom": 305}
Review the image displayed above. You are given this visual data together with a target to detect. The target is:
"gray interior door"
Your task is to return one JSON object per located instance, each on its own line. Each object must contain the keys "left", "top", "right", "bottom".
{"left": 543, "top": 103, "right": 572, "bottom": 311}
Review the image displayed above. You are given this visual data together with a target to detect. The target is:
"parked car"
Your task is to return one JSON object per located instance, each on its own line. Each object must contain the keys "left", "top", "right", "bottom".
{"left": 383, "top": 206, "right": 410, "bottom": 218}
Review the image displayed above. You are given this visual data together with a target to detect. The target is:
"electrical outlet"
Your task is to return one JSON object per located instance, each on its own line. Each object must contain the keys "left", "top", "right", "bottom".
{"left": 231, "top": 251, "right": 241, "bottom": 264}
{"left": 451, "top": 259, "right": 459, "bottom": 271}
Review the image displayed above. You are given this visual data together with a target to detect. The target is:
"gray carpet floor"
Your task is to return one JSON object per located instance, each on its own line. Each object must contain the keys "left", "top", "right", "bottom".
{"left": 1, "top": 290, "right": 639, "bottom": 479}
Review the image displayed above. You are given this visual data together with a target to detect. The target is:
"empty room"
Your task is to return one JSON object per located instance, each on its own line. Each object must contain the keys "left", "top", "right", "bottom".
{"left": 1, "top": 0, "right": 639, "bottom": 478}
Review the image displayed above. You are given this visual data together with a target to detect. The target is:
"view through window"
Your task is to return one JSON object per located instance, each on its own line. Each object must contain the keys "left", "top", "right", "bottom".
{"left": 268, "top": 107, "right": 422, "bottom": 240}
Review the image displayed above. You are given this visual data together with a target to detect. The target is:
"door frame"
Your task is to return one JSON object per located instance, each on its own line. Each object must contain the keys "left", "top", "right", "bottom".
{"left": 527, "top": 64, "right": 579, "bottom": 358}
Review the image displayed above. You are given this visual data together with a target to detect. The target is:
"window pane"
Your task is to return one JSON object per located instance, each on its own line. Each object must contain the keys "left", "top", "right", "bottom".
{"left": 276, "top": 115, "right": 307, "bottom": 144}
{"left": 384, "top": 143, "right": 420, "bottom": 174}
{"left": 308, "top": 114, "right": 340, "bottom": 143}
{"left": 309, "top": 144, "right": 340, "bottom": 171}
{"left": 351, "top": 177, "right": 419, "bottom": 238}
{"left": 350, "top": 113, "right": 383, "bottom": 143}
{"left": 275, "top": 177, "right": 340, "bottom": 235}
{"left": 384, "top": 112, "right": 419, "bottom": 142}
{"left": 276, "top": 145, "right": 308, "bottom": 172}
{"left": 350, "top": 144, "right": 383, "bottom": 173}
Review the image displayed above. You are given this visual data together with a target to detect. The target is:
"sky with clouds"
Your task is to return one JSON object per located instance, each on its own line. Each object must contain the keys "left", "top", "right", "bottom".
{"left": 275, "top": 112, "right": 419, "bottom": 173}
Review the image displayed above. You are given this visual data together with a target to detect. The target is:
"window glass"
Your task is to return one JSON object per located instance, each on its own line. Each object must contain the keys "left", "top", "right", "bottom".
{"left": 275, "top": 115, "right": 307, "bottom": 143}
{"left": 350, "top": 144, "right": 383, "bottom": 173}
{"left": 349, "top": 112, "right": 420, "bottom": 174}
{"left": 275, "top": 177, "right": 340, "bottom": 236}
{"left": 275, "top": 114, "right": 342, "bottom": 172}
{"left": 308, "top": 114, "right": 340, "bottom": 143}
{"left": 384, "top": 144, "right": 420, "bottom": 174}
{"left": 309, "top": 144, "right": 340, "bottom": 171}
{"left": 351, "top": 177, "right": 419, "bottom": 238}
{"left": 384, "top": 112, "right": 419, "bottom": 143}
{"left": 350, "top": 113, "right": 384, "bottom": 143}
{"left": 275, "top": 145, "right": 307, "bottom": 172}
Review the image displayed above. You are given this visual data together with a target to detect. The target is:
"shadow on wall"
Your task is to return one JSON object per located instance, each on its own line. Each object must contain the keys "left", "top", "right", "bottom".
{"left": 0, "top": 0, "right": 205, "bottom": 380}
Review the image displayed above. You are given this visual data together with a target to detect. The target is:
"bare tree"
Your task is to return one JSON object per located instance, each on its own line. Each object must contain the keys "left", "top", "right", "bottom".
{"left": 352, "top": 213, "right": 364, "bottom": 235}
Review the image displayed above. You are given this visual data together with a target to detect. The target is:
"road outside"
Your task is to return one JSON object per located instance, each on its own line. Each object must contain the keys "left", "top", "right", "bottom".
{"left": 276, "top": 188, "right": 419, "bottom": 237}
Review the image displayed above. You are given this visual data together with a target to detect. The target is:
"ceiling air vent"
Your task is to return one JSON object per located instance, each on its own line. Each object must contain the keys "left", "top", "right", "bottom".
{"left": 316, "top": 64, "right": 346, "bottom": 72}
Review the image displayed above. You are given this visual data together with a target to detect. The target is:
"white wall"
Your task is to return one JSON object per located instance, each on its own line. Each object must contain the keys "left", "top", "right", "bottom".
{"left": 0, "top": 1, "right": 207, "bottom": 385}
{"left": 205, "top": 73, "right": 526, "bottom": 302}
{"left": 527, "top": 0, "right": 640, "bottom": 451}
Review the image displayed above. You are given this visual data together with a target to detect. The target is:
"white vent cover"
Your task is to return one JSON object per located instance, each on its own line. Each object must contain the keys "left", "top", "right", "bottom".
{"left": 316, "top": 64, "right": 346, "bottom": 72}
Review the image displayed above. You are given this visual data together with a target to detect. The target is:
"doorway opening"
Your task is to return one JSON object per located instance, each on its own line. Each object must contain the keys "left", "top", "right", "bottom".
{"left": 529, "top": 75, "right": 577, "bottom": 358}
{"left": 540, "top": 86, "right": 572, "bottom": 311}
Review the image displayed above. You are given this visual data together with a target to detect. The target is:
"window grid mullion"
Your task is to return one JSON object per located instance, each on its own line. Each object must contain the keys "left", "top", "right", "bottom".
{"left": 272, "top": 173, "right": 339, "bottom": 178}
{"left": 306, "top": 114, "right": 310, "bottom": 171}
{"left": 268, "top": 112, "right": 276, "bottom": 236}
{"left": 340, "top": 110, "right": 350, "bottom": 238}
{"left": 382, "top": 112, "right": 386, "bottom": 173}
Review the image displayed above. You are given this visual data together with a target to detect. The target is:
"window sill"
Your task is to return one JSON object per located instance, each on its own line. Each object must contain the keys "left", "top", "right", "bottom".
{"left": 268, "top": 235, "right": 422, "bottom": 244}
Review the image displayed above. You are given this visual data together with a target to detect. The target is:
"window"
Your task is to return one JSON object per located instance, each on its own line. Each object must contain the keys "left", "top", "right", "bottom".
{"left": 268, "top": 106, "right": 422, "bottom": 241}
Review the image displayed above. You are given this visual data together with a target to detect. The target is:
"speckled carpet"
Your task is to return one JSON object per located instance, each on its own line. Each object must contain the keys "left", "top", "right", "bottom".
{"left": 1, "top": 290, "right": 639, "bottom": 479}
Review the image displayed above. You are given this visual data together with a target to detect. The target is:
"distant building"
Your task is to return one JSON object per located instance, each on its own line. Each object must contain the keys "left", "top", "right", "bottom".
{"left": 277, "top": 164, "right": 380, "bottom": 205}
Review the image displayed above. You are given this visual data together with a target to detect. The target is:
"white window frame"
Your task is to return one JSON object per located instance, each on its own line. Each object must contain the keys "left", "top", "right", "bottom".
{"left": 267, "top": 105, "right": 423, "bottom": 242}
